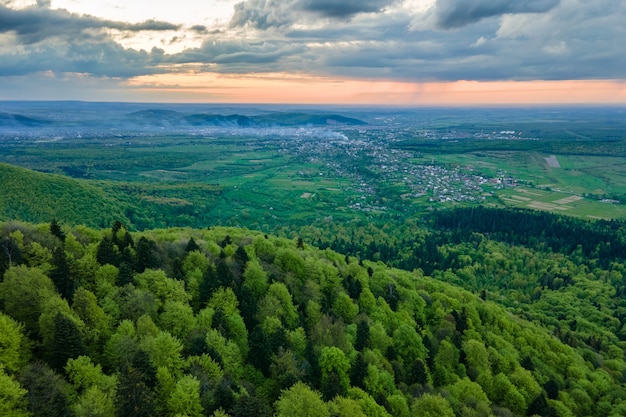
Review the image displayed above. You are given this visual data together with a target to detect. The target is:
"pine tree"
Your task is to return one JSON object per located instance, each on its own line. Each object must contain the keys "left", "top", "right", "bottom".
{"left": 216, "top": 255, "right": 234, "bottom": 289}
{"left": 50, "top": 246, "right": 74, "bottom": 300}
{"left": 220, "top": 235, "right": 232, "bottom": 248}
{"left": 199, "top": 264, "right": 217, "bottom": 308}
{"left": 19, "top": 362, "right": 72, "bottom": 417}
{"left": 117, "top": 262, "right": 135, "bottom": 286}
{"left": 135, "top": 237, "right": 157, "bottom": 273}
{"left": 116, "top": 366, "right": 156, "bottom": 417}
{"left": 96, "top": 236, "right": 119, "bottom": 267}
{"left": 355, "top": 320, "right": 370, "bottom": 351}
{"left": 349, "top": 352, "right": 367, "bottom": 389}
{"left": 50, "top": 219, "right": 66, "bottom": 242}
{"left": 49, "top": 313, "right": 86, "bottom": 373}
{"left": 186, "top": 237, "right": 200, "bottom": 252}
{"left": 235, "top": 245, "right": 249, "bottom": 268}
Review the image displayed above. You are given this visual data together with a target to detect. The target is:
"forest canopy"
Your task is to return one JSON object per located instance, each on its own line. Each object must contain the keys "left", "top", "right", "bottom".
{"left": 1, "top": 219, "right": 626, "bottom": 417}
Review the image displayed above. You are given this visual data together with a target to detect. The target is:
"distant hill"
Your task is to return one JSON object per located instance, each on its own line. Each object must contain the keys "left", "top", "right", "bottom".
{"left": 124, "top": 110, "right": 367, "bottom": 127}
{"left": 0, "top": 107, "right": 366, "bottom": 130}
{"left": 0, "top": 163, "right": 131, "bottom": 227}
{"left": 125, "top": 109, "right": 183, "bottom": 124}
{"left": 182, "top": 113, "right": 257, "bottom": 127}
{"left": 253, "top": 112, "right": 367, "bottom": 126}
{"left": 0, "top": 112, "right": 51, "bottom": 127}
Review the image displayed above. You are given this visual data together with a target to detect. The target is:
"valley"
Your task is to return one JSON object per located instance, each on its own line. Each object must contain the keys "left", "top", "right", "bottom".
{"left": 2, "top": 103, "right": 626, "bottom": 417}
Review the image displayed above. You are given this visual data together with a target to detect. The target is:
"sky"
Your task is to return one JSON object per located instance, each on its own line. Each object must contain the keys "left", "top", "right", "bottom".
{"left": 1, "top": 0, "right": 625, "bottom": 105}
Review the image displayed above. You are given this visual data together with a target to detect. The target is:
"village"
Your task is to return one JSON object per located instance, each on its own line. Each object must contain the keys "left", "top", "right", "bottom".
{"left": 274, "top": 125, "right": 519, "bottom": 214}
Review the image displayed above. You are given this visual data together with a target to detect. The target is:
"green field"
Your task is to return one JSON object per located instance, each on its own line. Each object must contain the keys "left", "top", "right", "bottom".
{"left": 496, "top": 187, "right": 626, "bottom": 219}
{"left": 417, "top": 148, "right": 626, "bottom": 219}
{"left": 4, "top": 107, "right": 626, "bottom": 232}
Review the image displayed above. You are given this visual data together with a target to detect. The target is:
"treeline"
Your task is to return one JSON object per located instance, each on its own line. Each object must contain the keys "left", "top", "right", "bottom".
{"left": 2, "top": 220, "right": 626, "bottom": 416}
{"left": 429, "top": 207, "right": 626, "bottom": 267}
{"left": 314, "top": 206, "right": 626, "bottom": 272}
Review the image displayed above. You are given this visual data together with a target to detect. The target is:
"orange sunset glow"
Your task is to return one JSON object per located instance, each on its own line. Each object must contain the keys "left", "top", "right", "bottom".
{"left": 127, "top": 73, "right": 626, "bottom": 105}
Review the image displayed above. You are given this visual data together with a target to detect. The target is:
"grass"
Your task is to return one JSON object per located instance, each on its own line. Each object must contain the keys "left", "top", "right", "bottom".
{"left": 5, "top": 122, "right": 626, "bottom": 232}
{"left": 496, "top": 187, "right": 626, "bottom": 220}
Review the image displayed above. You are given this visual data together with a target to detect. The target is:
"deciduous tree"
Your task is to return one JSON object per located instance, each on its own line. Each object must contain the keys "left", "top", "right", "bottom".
{"left": 274, "top": 382, "right": 329, "bottom": 417}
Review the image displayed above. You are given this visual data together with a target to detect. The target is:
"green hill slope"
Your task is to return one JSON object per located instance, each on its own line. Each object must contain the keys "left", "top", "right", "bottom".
{"left": 1, "top": 222, "right": 624, "bottom": 417}
{"left": 0, "top": 163, "right": 227, "bottom": 231}
{"left": 0, "top": 162, "right": 131, "bottom": 227}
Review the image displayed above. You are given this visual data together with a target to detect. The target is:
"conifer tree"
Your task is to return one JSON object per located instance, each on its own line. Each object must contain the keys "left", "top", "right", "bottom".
{"left": 186, "top": 237, "right": 200, "bottom": 252}
{"left": 96, "top": 236, "right": 119, "bottom": 267}
{"left": 50, "top": 246, "right": 74, "bottom": 300}
{"left": 50, "top": 219, "right": 66, "bottom": 242}
{"left": 135, "top": 237, "right": 157, "bottom": 273}
{"left": 19, "top": 362, "right": 72, "bottom": 417}
{"left": 49, "top": 313, "right": 86, "bottom": 372}
{"left": 355, "top": 320, "right": 370, "bottom": 351}
{"left": 235, "top": 245, "right": 249, "bottom": 268}
{"left": 116, "top": 366, "right": 156, "bottom": 417}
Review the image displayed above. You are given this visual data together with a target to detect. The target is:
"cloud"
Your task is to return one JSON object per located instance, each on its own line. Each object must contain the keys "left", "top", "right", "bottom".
{"left": 190, "top": 25, "right": 208, "bottom": 33}
{"left": 148, "top": 0, "right": 626, "bottom": 82}
{"left": 229, "top": 0, "right": 396, "bottom": 29}
{"left": 0, "top": 4, "right": 179, "bottom": 45}
{"left": 425, "top": 0, "right": 561, "bottom": 29}
{"left": 298, "top": 0, "right": 396, "bottom": 18}
{"left": 0, "top": 3, "right": 180, "bottom": 77}
{"left": 169, "top": 37, "right": 307, "bottom": 74}
{"left": 0, "top": 36, "right": 165, "bottom": 77}
{"left": 229, "top": 0, "right": 289, "bottom": 29}
{"left": 1, "top": 0, "right": 626, "bottom": 96}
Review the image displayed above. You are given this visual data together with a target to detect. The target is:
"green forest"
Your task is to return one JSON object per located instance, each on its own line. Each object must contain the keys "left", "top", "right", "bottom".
{"left": 2, "top": 106, "right": 626, "bottom": 416}
{"left": 1, "top": 217, "right": 626, "bottom": 417}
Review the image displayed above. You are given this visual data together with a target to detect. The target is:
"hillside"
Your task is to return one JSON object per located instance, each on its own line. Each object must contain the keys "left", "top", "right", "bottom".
{"left": 0, "top": 112, "right": 51, "bottom": 127}
{"left": 0, "top": 163, "right": 226, "bottom": 231}
{"left": 1, "top": 221, "right": 625, "bottom": 417}
{"left": 0, "top": 163, "right": 131, "bottom": 227}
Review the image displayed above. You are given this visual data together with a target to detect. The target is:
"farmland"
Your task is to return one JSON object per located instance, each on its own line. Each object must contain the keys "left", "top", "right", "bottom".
{"left": 2, "top": 103, "right": 626, "bottom": 232}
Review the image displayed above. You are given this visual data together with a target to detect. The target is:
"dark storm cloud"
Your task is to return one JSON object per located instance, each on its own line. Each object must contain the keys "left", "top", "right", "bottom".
{"left": 169, "top": 38, "right": 307, "bottom": 73}
{"left": 188, "top": 0, "right": 626, "bottom": 82}
{"left": 0, "top": 38, "right": 165, "bottom": 77}
{"left": 298, "top": 0, "right": 395, "bottom": 18}
{"left": 229, "top": 0, "right": 396, "bottom": 29}
{"left": 430, "top": 0, "right": 561, "bottom": 29}
{"left": 0, "top": 4, "right": 179, "bottom": 44}
{"left": 0, "top": 3, "right": 173, "bottom": 77}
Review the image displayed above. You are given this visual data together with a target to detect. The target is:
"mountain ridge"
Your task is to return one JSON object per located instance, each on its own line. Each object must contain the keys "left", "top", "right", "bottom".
{"left": 0, "top": 109, "right": 367, "bottom": 129}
